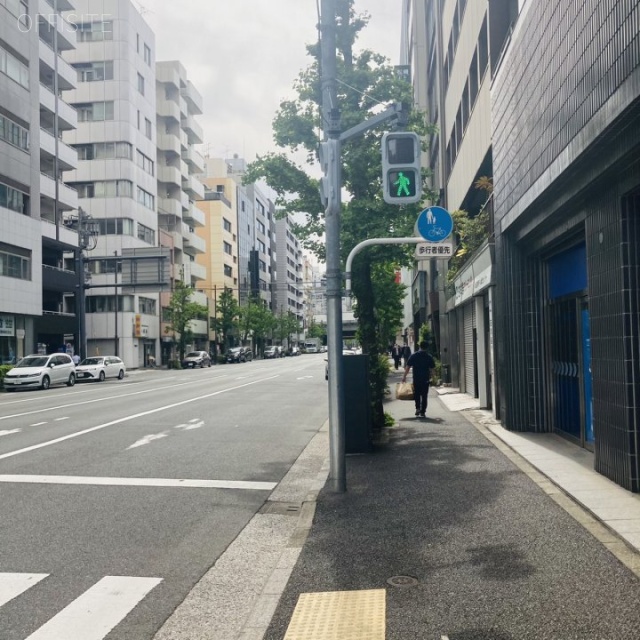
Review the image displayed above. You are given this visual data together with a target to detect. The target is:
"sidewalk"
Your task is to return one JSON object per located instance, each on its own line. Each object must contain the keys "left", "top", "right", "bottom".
{"left": 260, "top": 369, "right": 640, "bottom": 639}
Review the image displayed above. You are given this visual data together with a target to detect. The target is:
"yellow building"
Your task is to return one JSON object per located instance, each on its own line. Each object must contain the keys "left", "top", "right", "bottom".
{"left": 195, "top": 158, "right": 240, "bottom": 349}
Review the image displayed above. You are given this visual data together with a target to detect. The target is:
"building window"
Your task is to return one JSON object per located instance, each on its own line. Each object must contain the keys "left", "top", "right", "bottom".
{"left": 136, "top": 149, "right": 154, "bottom": 175}
{"left": 224, "top": 264, "right": 232, "bottom": 278}
{"left": 137, "top": 187, "right": 155, "bottom": 210}
{"left": 257, "top": 239, "right": 266, "bottom": 253}
{"left": 145, "top": 117, "right": 152, "bottom": 139}
{"left": 137, "top": 72, "right": 145, "bottom": 95}
{"left": 75, "top": 142, "right": 132, "bottom": 160}
{"left": 259, "top": 260, "right": 266, "bottom": 273}
{"left": 144, "top": 44, "right": 151, "bottom": 66}
{"left": 137, "top": 110, "right": 140, "bottom": 129}
{"left": 257, "top": 220, "right": 265, "bottom": 234}
{"left": 256, "top": 200, "right": 265, "bottom": 216}
{"left": 0, "top": 242, "right": 31, "bottom": 280}
{"left": 223, "top": 241, "right": 232, "bottom": 255}
{"left": 0, "top": 182, "right": 29, "bottom": 215}
{"left": 223, "top": 217, "right": 232, "bottom": 232}
{"left": 0, "top": 44, "right": 29, "bottom": 89}
{"left": 0, "top": 113, "right": 29, "bottom": 151}
{"left": 136, "top": 33, "right": 140, "bottom": 53}
{"left": 75, "top": 21, "right": 113, "bottom": 42}
{"left": 86, "top": 295, "right": 134, "bottom": 313}
{"left": 75, "top": 61, "right": 113, "bottom": 82}
{"left": 76, "top": 180, "right": 133, "bottom": 199}
{"left": 139, "top": 297, "right": 156, "bottom": 315}
{"left": 137, "top": 222, "right": 155, "bottom": 245}
{"left": 76, "top": 101, "right": 114, "bottom": 122}
{"left": 95, "top": 218, "right": 135, "bottom": 236}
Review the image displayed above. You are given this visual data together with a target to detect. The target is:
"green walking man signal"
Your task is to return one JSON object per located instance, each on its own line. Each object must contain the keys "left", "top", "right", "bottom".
{"left": 382, "top": 132, "right": 422, "bottom": 204}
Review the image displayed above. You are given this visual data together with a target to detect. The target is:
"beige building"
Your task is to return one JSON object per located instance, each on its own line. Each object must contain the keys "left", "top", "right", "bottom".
{"left": 196, "top": 158, "right": 240, "bottom": 348}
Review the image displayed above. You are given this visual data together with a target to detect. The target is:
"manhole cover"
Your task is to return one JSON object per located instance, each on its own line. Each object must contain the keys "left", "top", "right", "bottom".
{"left": 386, "top": 575, "right": 419, "bottom": 587}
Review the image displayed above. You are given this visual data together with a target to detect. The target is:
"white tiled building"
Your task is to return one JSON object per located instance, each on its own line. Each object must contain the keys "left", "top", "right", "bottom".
{"left": 63, "top": 0, "right": 160, "bottom": 368}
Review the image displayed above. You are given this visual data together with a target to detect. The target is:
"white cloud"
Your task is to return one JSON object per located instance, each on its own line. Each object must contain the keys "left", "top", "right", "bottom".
{"left": 145, "top": 0, "right": 401, "bottom": 163}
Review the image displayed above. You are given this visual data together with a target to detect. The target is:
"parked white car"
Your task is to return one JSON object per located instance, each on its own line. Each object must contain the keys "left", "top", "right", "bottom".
{"left": 3, "top": 353, "right": 76, "bottom": 391}
{"left": 75, "top": 356, "right": 126, "bottom": 382}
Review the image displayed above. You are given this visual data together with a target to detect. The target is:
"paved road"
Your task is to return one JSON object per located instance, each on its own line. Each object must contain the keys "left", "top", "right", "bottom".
{"left": 0, "top": 356, "right": 328, "bottom": 640}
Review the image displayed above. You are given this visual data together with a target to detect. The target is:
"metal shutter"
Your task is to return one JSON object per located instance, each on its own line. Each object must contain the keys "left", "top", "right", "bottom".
{"left": 464, "top": 303, "right": 476, "bottom": 396}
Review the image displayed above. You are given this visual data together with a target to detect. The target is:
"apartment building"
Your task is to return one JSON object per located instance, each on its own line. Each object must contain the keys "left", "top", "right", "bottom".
{"left": 492, "top": 1, "right": 640, "bottom": 491}
{"left": 275, "top": 213, "right": 303, "bottom": 339}
{"left": 402, "top": 0, "right": 516, "bottom": 408}
{"left": 0, "top": 0, "right": 80, "bottom": 363}
{"left": 196, "top": 158, "right": 240, "bottom": 350}
{"left": 155, "top": 60, "right": 206, "bottom": 362}
{"left": 62, "top": 0, "right": 160, "bottom": 368}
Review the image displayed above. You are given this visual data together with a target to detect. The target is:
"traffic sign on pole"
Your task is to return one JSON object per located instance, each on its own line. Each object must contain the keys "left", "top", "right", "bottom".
{"left": 416, "top": 206, "right": 454, "bottom": 242}
{"left": 415, "top": 240, "right": 455, "bottom": 259}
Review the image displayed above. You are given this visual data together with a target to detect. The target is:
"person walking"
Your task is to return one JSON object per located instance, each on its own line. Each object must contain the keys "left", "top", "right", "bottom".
{"left": 401, "top": 340, "right": 435, "bottom": 417}
{"left": 72, "top": 353, "right": 80, "bottom": 366}
{"left": 391, "top": 343, "right": 401, "bottom": 370}
{"left": 402, "top": 344, "right": 412, "bottom": 367}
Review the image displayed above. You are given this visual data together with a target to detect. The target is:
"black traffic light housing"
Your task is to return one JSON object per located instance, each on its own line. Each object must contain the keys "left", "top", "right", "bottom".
{"left": 382, "top": 131, "right": 422, "bottom": 205}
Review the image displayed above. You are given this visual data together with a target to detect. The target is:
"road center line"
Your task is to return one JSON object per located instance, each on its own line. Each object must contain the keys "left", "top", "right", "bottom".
{"left": 0, "top": 375, "right": 279, "bottom": 462}
{"left": 0, "top": 375, "right": 231, "bottom": 422}
{"left": 0, "top": 475, "right": 277, "bottom": 490}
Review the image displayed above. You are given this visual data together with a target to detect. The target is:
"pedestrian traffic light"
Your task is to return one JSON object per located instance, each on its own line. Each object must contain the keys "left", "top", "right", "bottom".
{"left": 382, "top": 131, "right": 422, "bottom": 204}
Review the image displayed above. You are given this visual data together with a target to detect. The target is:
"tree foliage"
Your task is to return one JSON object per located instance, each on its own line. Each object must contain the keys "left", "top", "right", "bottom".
{"left": 164, "top": 281, "right": 208, "bottom": 362}
{"left": 211, "top": 288, "right": 239, "bottom": 350}
{"left": 245, "top": 1, "right": 436, "bottom": 433}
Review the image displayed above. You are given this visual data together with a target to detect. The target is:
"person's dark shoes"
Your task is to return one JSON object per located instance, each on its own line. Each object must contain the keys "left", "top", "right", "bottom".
{"left": 420, "top": 412, "right": 426, "bottom": 417}
{"left": 415, "top": 409, "right": 421, "bottom": 417}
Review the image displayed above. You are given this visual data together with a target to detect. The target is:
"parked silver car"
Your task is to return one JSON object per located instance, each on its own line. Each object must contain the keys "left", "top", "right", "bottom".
{"left": 3, "top": 353, "right": 76, "bottom": 391}
{"left": 75, "top": 356, "right": 126, "bottom": 382}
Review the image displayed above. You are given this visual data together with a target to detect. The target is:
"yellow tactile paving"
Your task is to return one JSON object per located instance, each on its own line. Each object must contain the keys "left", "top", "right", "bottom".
{"left": 284, "top": 589, "right": 386, "bottom": 640}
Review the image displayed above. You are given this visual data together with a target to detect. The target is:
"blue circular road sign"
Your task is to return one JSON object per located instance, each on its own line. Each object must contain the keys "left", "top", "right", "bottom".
{"left": 416, "top": 206, "right": 453, "bottom": 242}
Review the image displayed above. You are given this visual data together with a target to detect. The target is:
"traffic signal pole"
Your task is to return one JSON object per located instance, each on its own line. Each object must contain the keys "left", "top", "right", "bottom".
{"left": 320, "top": 0, "right": 346, "bottom": 493}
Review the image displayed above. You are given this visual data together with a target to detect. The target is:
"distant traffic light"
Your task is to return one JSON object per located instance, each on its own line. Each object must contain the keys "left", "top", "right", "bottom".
{"left": 382, "top": 132, "right": 422, "bottom": 204}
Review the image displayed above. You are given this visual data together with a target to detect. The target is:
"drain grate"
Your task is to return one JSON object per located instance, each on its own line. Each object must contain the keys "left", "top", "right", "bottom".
{"left": 386, "top": 575, "right": 419, "bottom": 588}
{"left": 259, "top": 501, "right": 302, "bottom": 516}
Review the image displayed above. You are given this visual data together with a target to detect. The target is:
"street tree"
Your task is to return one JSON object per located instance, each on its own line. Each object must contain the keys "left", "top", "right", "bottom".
{"left": 211, "top": 287, "right": 239, "bottom": 351}
{"left": 306, "top": 319, "right": 327, "bottom": 341}
{"left": 164, "top": 281, "right": 208, "bottom": 363}
{"left": 244, "top": 0, "right": 435, "bottom": 433}
{"left": 238, "top": 296, "right": 276, "bottom": 354}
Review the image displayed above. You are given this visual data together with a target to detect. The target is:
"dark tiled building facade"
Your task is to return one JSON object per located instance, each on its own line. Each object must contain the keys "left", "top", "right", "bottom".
{"left": 492, "top": 0, "right": 640, "bottom": 490}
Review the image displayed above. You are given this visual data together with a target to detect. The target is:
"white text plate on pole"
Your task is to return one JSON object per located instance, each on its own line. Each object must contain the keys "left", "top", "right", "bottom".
{"left": 416, "top": 206, "right": 453, "bottom": 242}
{"left": 415, "top": 240, "right": 455, "bottom": 259}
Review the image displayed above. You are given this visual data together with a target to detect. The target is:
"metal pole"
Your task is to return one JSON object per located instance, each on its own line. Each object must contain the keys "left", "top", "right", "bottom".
{"left": 53, "top": 0, "right": 60, "bottom": 241}
{"left": 114, "top": 251, "right": 119, "bottom": 357}
{"left": 321, "top": 0, "right": 346, "bottom": 492}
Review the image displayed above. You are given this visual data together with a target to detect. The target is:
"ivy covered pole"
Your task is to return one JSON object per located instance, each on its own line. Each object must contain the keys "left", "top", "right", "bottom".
{"left": 320, "top": 0, "right": 346, "bottom": 493}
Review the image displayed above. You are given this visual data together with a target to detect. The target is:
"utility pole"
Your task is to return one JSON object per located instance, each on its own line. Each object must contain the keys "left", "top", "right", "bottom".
{"left": 320, "top": 0, "right": 346, "bottom": 492}
{"left": 114, "top": 251, "right": 119, "bottom": 357}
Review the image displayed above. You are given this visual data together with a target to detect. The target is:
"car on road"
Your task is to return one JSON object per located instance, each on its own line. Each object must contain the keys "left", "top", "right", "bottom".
{"left": 288, "top": 346, "right": 301, "bottom": 356}
{"left": 226, "top": 346, "right": 253, "bottom": 363}
{"left": 264, "top": 345, "right": 284, "bottom": 359}
{"left": 3, "top": 353, "right": 76, "bottom": 391}
{"left": 182, "top": 351, "right": 212, "bottom": 368}
{"left": 75, "top": 356, "right": 126, "bottom": 382}
{"left": 325, "top": 348, "right": 357, "bottom": 380}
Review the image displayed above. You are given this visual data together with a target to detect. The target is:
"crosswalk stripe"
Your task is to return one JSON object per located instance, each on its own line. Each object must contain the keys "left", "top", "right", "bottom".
{"left": 24, "top": 576, "right": 162, "bottom": 640}
{"left": 0, "top": 573, "right": 49, "bottom": 608}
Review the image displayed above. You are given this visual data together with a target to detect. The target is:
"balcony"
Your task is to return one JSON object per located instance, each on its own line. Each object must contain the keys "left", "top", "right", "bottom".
{"left": 157, "top": 133, "right": 181, "bottom": 155}
{"left": 39, "top": 84, "right": 77, "bottom": 130}
{"left": 183, "top": 204, "right": 205, "bottom": 228}
{"left": 188, "top": 318, "right": 208, "bottom": 336}
{"left": 40, "top": 218, "right": 79, "bottom": 250}
{"left": 42, "top": 264, "right": 77, "bottom": 293}
{"left": 39, "top": 39, "right": 76, "bottom": 90}
{"left": 156, "top": 64, "right": 181, "bottom": 88}
{"left": 40, "top": 128, "right": 77, "bottom": 171}
{"left": 190, "top": 289, "right": 208, "bottom": 306}
{"left": 189, "top": 261, "right": 206, "bottom": 282}
{"left": 183, "top": 227, "right": 205, "bottom": 255}
{"left": 183, "top": 146, "right": 205, "bottom": 174}
{"left": 179, "top": 96, "right": 188, "bottom": 118}
{"left": 157, "top": 99, "right": 180, "bottom": 122}
{"left": 158, "top": 165, "right": 182, "bottom": 187}
{"left": 38, "top": 0, "right": 76, "bottom": 51}
{"left": 181, "top": 81, "right": 203, "bottom": 115}
{"left": 182, "top": 174, "right": 205, "bottom": 200}
{"left": 158, "top": 197, "right": 182, "bottom": 219}
{"left": 183, "top": 114, "right": 204, "bottom": 144}
{"left": 41, "top": 174, "right": 78, "bottom": 211}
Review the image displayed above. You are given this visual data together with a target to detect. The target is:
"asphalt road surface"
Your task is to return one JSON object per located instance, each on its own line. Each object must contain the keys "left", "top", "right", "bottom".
{"left": 0, "top": 355, "right": 328, "bottom": 640}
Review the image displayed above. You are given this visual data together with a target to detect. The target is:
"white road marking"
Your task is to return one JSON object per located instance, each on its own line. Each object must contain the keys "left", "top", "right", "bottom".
{"left": 296, "top": 376, "right": 313, "bottom": 380}
{"left": 0, "top": 475, "right": 277, "bottom": 490}
{"left": 30, "top": 422, "right": 47, "bottom": 427}
{"left": 175, "top": 419, "right": 204, "bottom": 431}
{"left": 0, "top": 375, "right": 230, "bottom": 422}
{"left": 54, "top": 417, "right": 69, "bottom": 422}
{"left": 0, "top": 375, "right": 280, "bottom": 462}
{"left": 0, "top": 429, "right": 21, "bottom": 437}
{"left": 24, "top": 575, "right": 162, "bottom": 640}
{"left": 0, "top": 573, "right": 49, "bottom": 608}
{"left": 442, "top": 636, "right": 450, "bottom": 639}
{"left": 127, "top": 431, "right": 170, "bottom": 449}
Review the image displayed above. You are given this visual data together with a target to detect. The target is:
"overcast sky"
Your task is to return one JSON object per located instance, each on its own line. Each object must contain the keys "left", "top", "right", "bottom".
{"left": 145, "top": 1, "right": 402, "bottom": 165}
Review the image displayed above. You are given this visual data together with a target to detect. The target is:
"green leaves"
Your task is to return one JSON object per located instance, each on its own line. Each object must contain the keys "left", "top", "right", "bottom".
{"left": 164, "top": 281, "right": 208, "bottom": 361}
